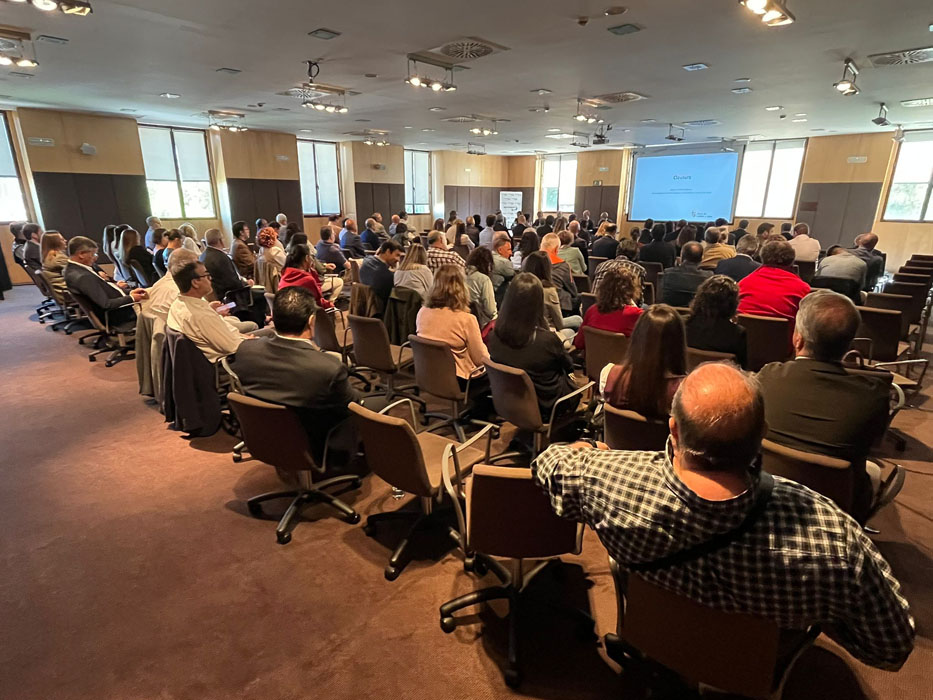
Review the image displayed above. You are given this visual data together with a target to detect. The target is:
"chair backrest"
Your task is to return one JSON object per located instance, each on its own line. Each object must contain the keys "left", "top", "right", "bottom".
{"left": 407, "top": 334, "right": 465, "bottom": 402}
{"left": 40, "top": 270, "right": 69, "bottom": 308}
{"left": 348, "top": 315, "right": 396, "bottom": 372}
{"left": 893, "top": 271, "right": 932, "bottom": 290}
{"left": 67, "top": 288, "right": 108, "bottom": 333}
{"left": 686, "top": 347, "right": 736, "bottom": 371}
{"left": 795, "top": 259, "right": 816, "bottom": 284}
{"left": 348, "top": 258, "right": 362, "bottom": 284}
{"left": 484, "top": 360, "right": 544, "bottom": 432}
{"left": 263, "top": 292, "right": 275, "bottom": 317}
{"left": 227, "top": 393, "right": 318, "bottom": 474}
{"left": 909, "top": 254, "right": 933, "bottom": 263}
{"left": 856, "top": 307, "right": 902, "bottom": 362}
{"left": 603, "top": 404, "right": 670, "bottom": 451}
{"left": 736, "top": 314, "right": 791, "bottom": 371}
{"left": 899, "top": 266, "right": 933, "bottom": 277}
{"left": 588, "top": 255, "right": 608, "bottom": 281}
{"left": 128, "top": 259, "right": 153, "bottom": 288}
{"left": 640, "top": 261, "right": 663, "bottom": 288}
{"left": 617, "top": 567, "right": 781, "bottom": 699}
{"left": 453, "top": 244, "right": 471, "bottom": 261}
{"left": 347, "top": 401, "right": 435, "bottom": 496}
{"left": 572, "top": 273, "right": 590, "bottom": 294}
{"left": 313, "top": 307, "right": 343, "bottom": 354}
{"left": 642, "top": 281, "right": 655, "bottom": 306}
{"left": 882, "top": 281, "right": 926, "bottom": 325}
{"left": 584, "top": 326, "right": 630, "bottom": 383}
{"left": 467, "top": 465, "right": 579, "bottom": 559}
{"left": 865, "top": 292, "right": 913, "bottom": 338}
{"left": 579, "top": 292, "right": 597, "bottom": 316}
{"left": 29, "top": 266, "right": 54, "bottom": 299}
{"left": 809, "top": 276, "right": 862, "bottom": 305}
{"left": 760, "top": 438, "right": 853, "bottom": 514}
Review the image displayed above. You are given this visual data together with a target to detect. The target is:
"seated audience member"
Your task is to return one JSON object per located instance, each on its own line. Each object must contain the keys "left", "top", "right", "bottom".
{"left": 40, "top": 231, "right": 69, "bottom": 295}
{"left": 231, "top": 286, "right": 360, "bottom": 462}
{"left": 737, "top": 239, "right": 810, "bottom": 325}
{"left": 416, "top": 264, "right": 490, "bottom": 385}
{"left": 567, "top": 220, "right": 589, "bottom": 263}
{"left": 675, "top": 224, "right": 699, "bottom": 255}
{"left": 512, "top": 229, "right": 539, "bottom": 269}
{"left": 154, "top": 229, "right": 182, "bottom": 276}
{"left": 370, "top": 212, "right": 386, "bottom": 236}
{"left": 340, "top": 219, "right": 365, "bottom": 259}
{"left": 537, "top": 214, "right": 555, "bottom": 237}
{"left": 144, "top": 216, "right": 163, "bottom": 250}
{"left": 278, "top": 244, "right": 334, "bottom": 310}
{"left": 359, "top": 239, "right": 403, "bottom": 308}
{"left": 465, "top": 215, "right": 481, "bottom": 245}
{"left": 780, "top": 222, "right": 793, "bottom": 240}
{"left": 276, "top": 212, "right": 288, "bottom": 231}
{"left": 116, "top": 227, "right": 155, "bottom": 284}
{"left": 316, "top": 226, "right": 350, "bottom": 273}
{"left": 591, "top": 224, "right": 620, "bottom": 260}
{"left": 167, "top": 260, "right": 253, "bottom": 362}
{"left": 388, "top": 214, "right": 400, "bottom": 236}
{"left": 479, "top": 214, "right": 497, "bottom": 249}
{"left": 257, "top": 226, "right": 286, "bottom": 283}
{"left": 394, "top": 243, "right": 434, "bottom": 300}
{"left": 255, "top": 218, "right": 268, "bottom": 233}
{"left": 600, "top": 304, "right": 686, "bottom": 415}
{"left": 447, "top": 210, "right": 458, "bottom": 226}
{"left": 490, "top": 233, "right": 515, "bottom": 295}
{"left": 666, "top": 219, "right": 686, "bottom": 243}
{"left": 286, "top": 232, "right": 309, "bottom": 255}
{"left": 557, "top": 229, "right": 587, "bottom": 276}
{"left": 851, "top": 233, "right": 885, "bottom": 290}
{"left": 433, "top": 217, "right": 445, "bottom": 235}
{"left": 452, "top": 220, "right": 476, "bottom": 252}
{"left": 487, "top": 273, "right": 577, "bottom": 424}
{"left": 22, "top": 223, "right": 44, "bottom": 272}
{"left": 637, "top": 223, "right": 676, "bottom": 269}
{"left": 10, "top": 221, "right": 26, "bottom": 266}
{"left": 231, "top": 221, "right": 255, "bottom": 279}
{"left": 533, "top": 363, "right": 914, "bottom": 671}
{"left": 660, "top": 241, "right": 712, "bottom": 307}
{"left": 391, "top": 222, "right": 414, "bottom": 249}
{"left": 579, "top": 209, "right": 596, "bottom": 234}
{"left": 360, "top": 218, "right": 382, "bottom": 251}
{"left": 511, "top": 214, "right": 528, "bottom": 241}
{"left": 592, "top": 238, "right": 647, "bottom": 296}
{"left": 464, "top": 246, "right": 497, "bottom": 328}
{"left": 700, "top": 227, "right": 736, "bottom": 270}
{"left": 523, "top": 250, "right": 580, "bottom": 337}
{"left": 757, "top": 221, "right": 776, "bottom": 239}
{"left": 144, "top": 248, "right": 198, "bottom": 321}
{"left": 63, "top": 236, "right": 147, "bottom": 325}
{"left": 685, "top": 275, "right": 747, "bottom": 367}
{"left": 493, "top": 214, "right": 509, "bottom": 233}
{"left": 638, "top": 218, "right": 655, "bottom": 245}
{"left": 758, "top": 291, "right": 896, "bottom": 522}
{"left": 426, "top": 229, "right": 465, "bottom": 273}
{"left": 789, "top": 223, "right": 821, "bottom": 262}
{"left": 541, "top": 233, "right": 579, "bottom": 317}
{"left": 200, "top": 228, "right": 251, "bottom": 301}
{"left": 816, "top": 245, "right": 867, "bottom": 290}
{"left": 573, "top": 265, "right": 643, "bottom": 351}
{"left": 715, "top": 233, "right": 761, "bottom": 282}
{"left": 732, "top": 219, "right": 750, "bottom": 245}
{"left": 178, "top": 222, "right": 200, "bottom": 253}
{"left": 282, "top": 222, "right": 302, "bottom": 249}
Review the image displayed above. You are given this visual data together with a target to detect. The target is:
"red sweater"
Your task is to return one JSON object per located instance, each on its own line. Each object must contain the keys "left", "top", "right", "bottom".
{"left": 277, "top": 267, "right": 333, "bottom": 309}
{"left": 737, "top": 266, "right": 810, "bottom": 322}
{"left": 574, "top": 304, "right": 643, "bottom": 350}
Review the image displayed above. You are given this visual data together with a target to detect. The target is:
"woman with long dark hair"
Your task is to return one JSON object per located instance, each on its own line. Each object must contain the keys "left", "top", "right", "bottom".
{"left": 512, "top": 228, "right": 539, "bottom": 269}
{"left": 522, "top": 250, "right": 578, "bottom": 339}
{"left": 602, "top": 304, "right": 687, "bottom": 416}
{"left": 277, "top": 243, "right": 333, "bottom": 310}
{"left": 464, "top": 246, "right": 497, "bottom": 328}
{"left": 685, "top": 275, "right": 747, "bottom": 367}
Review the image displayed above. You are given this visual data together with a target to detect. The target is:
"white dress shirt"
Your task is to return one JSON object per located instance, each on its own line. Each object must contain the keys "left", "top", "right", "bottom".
{"left": 167, "top": 294, "right": 245, "bottom": 362}
{"left": 789, "top": 234, "right": 821, "bottom": 262}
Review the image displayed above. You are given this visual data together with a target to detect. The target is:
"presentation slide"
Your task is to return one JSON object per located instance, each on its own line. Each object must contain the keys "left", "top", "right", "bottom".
{"left": 630, "top": 151, "right": 740, "bottom": 221}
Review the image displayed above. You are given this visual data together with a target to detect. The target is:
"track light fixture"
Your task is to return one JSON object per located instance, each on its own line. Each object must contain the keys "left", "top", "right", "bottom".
{"left": 469, "top": 120, "right": 499, "bottom": 137}
{"left": 872, "top": 103, "right": 891, "bottom": 127}
{"left": 892, "top": 127, "right": 905, "bottom": 144}
{"left": 3, "top": 0, "right": 93, "bottom": 14}
{"left": 573, "top": 99, "right": 604, "bottom": 124}
{"left": 404, "top": 59, "right": 456, "bottom": 92}
{"left": 301, "top": 100, "right": 349, "bottom": 113}
{"left": 363, "top": 137, "right": 390, "bottom": 147}
{"left": 833, "top": 58, "right": 860, "bottom": 96}
{"left": 738, "top": 0, "right": 795, "bottom": 26}
{"left": 208, "top": 112, "right": 248, "bottom": 133}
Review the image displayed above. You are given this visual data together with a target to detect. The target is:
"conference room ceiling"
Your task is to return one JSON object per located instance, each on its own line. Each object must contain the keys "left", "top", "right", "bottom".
{"left": 1, "top": 0, "right": 932, "bottom": 153}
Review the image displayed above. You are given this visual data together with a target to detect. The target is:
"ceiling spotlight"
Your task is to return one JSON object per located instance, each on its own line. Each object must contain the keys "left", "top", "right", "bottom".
{"left": 573, "top": 99, "right": 601, "bottom": 124}
{"left": 405, "top": 59, "right": 456, "bottom": 93}
{"left": 765, "top": 105, "right": 782, "bottom": 111}
{"left": 834, "top": 58, "right": 860, "bottom": 96}
{"left": 0, "top": 55, "right": 13, "bottom": 66}
{"left": 738, "top": 0, "right": 794, "bottom": 25}
{"left": 740, "top": 0, "right": 768, "bottom": 13}
{"left": 160, "top": 92, "right": 181, "bottom": 99}
{"left": 60, "top": 0, "right": 92, "bottom": 14}
{"left": 15, "top": 57, "right": 37, "bottom": 67}
{"left": 407, "top": 75, "right": 421, "bottom": 87}
{"left": 430, "top": 81, "right": 443, "bottom": 91}
{"left": 31, "top": 0, "right": 59, "bottom": 10}
{"left": 324, "top": 105, "right": 336, "bottom": 112}
{"left": 209, "top": 124, "right": 221, "bottom": 132}
{"left": 872, "top": 103, "right": 891, "bottom": 127}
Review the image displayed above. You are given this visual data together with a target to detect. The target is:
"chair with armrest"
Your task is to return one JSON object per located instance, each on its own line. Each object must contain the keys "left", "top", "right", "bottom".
{"left": 572, "top": 273, "right": 590, "bottom": 294}
{"left": 67, "top": 289, "right": 136, "bottom": 366}
{"left": 588, "top": 255, "right": 608, "bottom": 282}
{"left": 893, "top": 271, "right": 933, "bottom": 293}
{"left": 809, "top": 276, "right": 862, "bottom": 305}
{"left": 854, "top": 307, "right": 928, "bottom": 385}
{"left": 579, "top": 292, "right": 596, "bottom": 316}
{"left": 760, "top": 439, "right": 853, "bottom": 515}
{"left": 439, "top": 464, "right": 588, "bottom": 689}
{"left": 128, "top": 259, "right": 156, "bottom": 288}
{"left": 484, "top": 360, "right": 593, "bottom": 463}
{"left": 604, "top": 405, "right": 670, "bottom": 451}
{"left": 453, "top": 244, "right": 471, "bottom": 261}
{"left": 349, "top": 399, "right": 493, "bottom": 580}
{"left": 26, "top": 266, "right": 61, "bottom": 323}
{"left": 795, "top": 259, "right": 816, "bottom": 283}
{"left": 604, "top": 559, "right": 818, "bottom": 700}
{"left": 313, "top": 308, "right": 371, "bottom": 389}
{"left": 842, "top": 356, "right": 908, "bottom": 453}
{"left": 687, "top": 347, "right": 736, "bottom": 371}
{"left": 640, "top": 261, "right": 663, "bottom": 291}
{"left": 736, "top": 314, "right": 792, "bottom": 371}
{"left": 348, "top": 315, "right": 424, "bottom": 410}
{"left": 41, "top": 270, "right": 91, "bottom": 335}
{"left": 227, "top": 392, "right": 362, "bottom": 544}
{"left": 865, "top": 292, "right": 914, "bottom": 341}
{"left": 583, "top": 326, "right": 630, "bottom": 384}
{"left": 642, "top": 281, "right": 655, "bottom": 306}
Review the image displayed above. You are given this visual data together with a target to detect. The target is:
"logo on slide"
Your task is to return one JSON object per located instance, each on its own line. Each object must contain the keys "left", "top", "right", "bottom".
{"left": 673, "top": 175, "right": 692, "bottom": 181}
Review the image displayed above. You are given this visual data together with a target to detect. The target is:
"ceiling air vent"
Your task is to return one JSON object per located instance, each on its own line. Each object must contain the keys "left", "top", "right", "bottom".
{"left": 592, "top": 91, "right": 648, "bottom": 104}
{"left": 427, "top": 37, "right": 508, "bottom": 62}
{"left": 442, "top": 115, "right": 481, "bottom": 123}
{"left": 683, "top": 119, "right": 721, "bottom": 127}
{"left": 869, "top": 46, "right": 933, "bottom": 66}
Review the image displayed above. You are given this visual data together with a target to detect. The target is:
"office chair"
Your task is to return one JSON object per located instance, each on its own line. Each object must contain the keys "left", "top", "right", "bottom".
{"left": 686, "top": 347, "right": 736, "bottom": 371}
{"left": 583, "top": 326, "right": 630, "bottom": 384}
{"left": 760, "top": 439, "right": 853, "bottom": 515}
{"left": 348, "top": 315, "right": 424, "bottom": 411}
{"left": 736, "top": 314, "right": 792, "bottom": 371}
{"left": 68, "top": 290, "right": 136, "bottom": 366}
{"left": 604, "top": 405, "right": 670, "bottom": 451}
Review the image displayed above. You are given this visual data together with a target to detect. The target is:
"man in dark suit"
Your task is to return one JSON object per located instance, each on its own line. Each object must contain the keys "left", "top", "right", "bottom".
{"left": 637, "top": 224, "right": 676, "bottom": 268}
{"left": 230, "top": 286, "right": 361, "bottom": 462}
{"left": 732, "top": 219, "right": 750, "bottom": 245}
{"left": 659, "top": 241, "right": 711, "bottom": 307}
{"left": 339, "top": 219, "right": 365, "bottom": 259}
{"left": 360, "top": 218, "right": 383, "bottom": 251}
{"left": 715, "top": 234, "right": 761, "bottom": 282}
{"left": 63, "top": 236, "right": 147, "bottom": 326}
{"left": 757, "top": 290, "right": 896, "bottom": 523}
{"left": 200, "top": 228, "right": 266, "bottom": 326}
{"left": 21, "top": 222, "right": 44, "bottom": 272}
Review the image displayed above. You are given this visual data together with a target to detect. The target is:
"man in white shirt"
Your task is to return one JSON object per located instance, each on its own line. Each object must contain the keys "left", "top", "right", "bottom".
{"left": 167, "top": 260, "right": 255, "bottom": 362}
{"left": 479, "top": 214, "right": 497, "bottom": 249}
{"left": 788, "top": 223, "right": 821, "bottom": 262}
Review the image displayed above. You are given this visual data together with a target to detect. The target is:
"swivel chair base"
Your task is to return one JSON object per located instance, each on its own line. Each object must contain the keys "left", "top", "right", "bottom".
{"left": 247, "top": 474, "right": 362, "bottom": 544}
{"left": 363, "top": 500, "right": 459, "bottom": 581}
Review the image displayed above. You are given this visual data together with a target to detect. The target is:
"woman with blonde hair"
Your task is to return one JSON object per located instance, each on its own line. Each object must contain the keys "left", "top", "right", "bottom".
{"left": 178, "top": 222, "right": 200, "bottom": 253}
{"left": 116, "top": 227, "right": 156, "bottom": 285}
{"left": 394, "top": 243, "right": 434, "bottom": 300}
{"left": 416, "top": 264, "right": 490, "bottom": 385}
{"left": 40, "top": 231, "right": 69, "bottom": 294}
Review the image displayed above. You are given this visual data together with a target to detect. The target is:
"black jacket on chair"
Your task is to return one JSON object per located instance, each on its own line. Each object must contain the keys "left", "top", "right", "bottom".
{"left": 200, "top": 246, "right": 246, "bottom": 301}
{"left": 161, "top": 326, "right": 222, "bottom": 437}
{"left": 63, "top": 262, "right": 137, "bottom": 327}
{"left": 659, "top": 263, "right": 711, "bottom": 307}
{"left": 23, "top": 240, "right": 42, "bottom": 272}
{"left": 715, "top": 254, "right": 761, "bottom": 283}
{"left": 638, "top": 241, "right": 676, "bottom": 269}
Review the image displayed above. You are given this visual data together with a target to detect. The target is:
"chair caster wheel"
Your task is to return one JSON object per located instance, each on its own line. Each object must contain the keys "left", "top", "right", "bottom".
{"left": 351, "top": 477, "right": 363, "bottom": 489}
{"left": 65, "top": 330, "right": 73, "bottom": 336}
{"left": 276, "top": 531, "right": 292, "bottom": 545}
{"left": 463, "top": 556, "right": 475, "bottom": 572}
{"left": 105, "top": 360, "right": 116, "bottom": 367}
{"left": 384, "top": 565, "right": 400, "bottom": 581}
{"left": 247, "top": 502, "right": 262, "bottom": 517}
{"left": 474, "top": 559, "right": 488, "bottom": 576}
{"left": 347, "top": 512, "right": 361, "bottom": 525}
{"left": 440, "top": 616, "right": 457, "bottom": 633}
{"left": 504, "top": 668, "right": 522, "bottom": 689}
{"left": 362, "top": 523, "right": 376, "bottom": 536}
{"left": 232, "top": 453, "right": 242, "bottom": 463}
{"left": 88, "top": 356, "right": 96, "bottom": 362}
{"left": 421, "top": 415, "right": 430, "bottom": 426}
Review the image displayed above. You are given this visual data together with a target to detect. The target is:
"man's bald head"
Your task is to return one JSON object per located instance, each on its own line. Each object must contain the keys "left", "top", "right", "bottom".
{"left": 795, "top": 290, "right": 860, "bottom": 361}
{"left": 856, "top": 233, "right": 879, "bottom": 250}
{"left": 670, "top": 363, "right": 766, "bottom": 473}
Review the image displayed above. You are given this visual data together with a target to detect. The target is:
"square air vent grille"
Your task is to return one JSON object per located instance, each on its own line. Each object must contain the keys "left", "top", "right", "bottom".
{"left": 683, "top": 119, "right": 721, "bottom": 127}
{"left": 869, "top": 46, "right": 933, "bottom": 66}
{"left": 592, "top": 91, "right": 648, "bottom": 104}
{"left": 426, "top": 37, "right": 509, "bottom": 62}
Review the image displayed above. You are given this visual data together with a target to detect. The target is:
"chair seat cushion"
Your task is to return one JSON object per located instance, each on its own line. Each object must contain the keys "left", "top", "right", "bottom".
{"left": 417, "top": 431, "right": 485, "bottom": 491}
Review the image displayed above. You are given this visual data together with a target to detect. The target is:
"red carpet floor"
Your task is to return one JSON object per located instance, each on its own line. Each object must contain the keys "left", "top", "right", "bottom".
{"left": 1, "top": 286, "right": 931, "bottom": 699}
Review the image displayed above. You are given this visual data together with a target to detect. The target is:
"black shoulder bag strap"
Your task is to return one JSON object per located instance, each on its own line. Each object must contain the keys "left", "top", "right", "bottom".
{"left": 629, "top": 472, "right": 775, "bottom": 574}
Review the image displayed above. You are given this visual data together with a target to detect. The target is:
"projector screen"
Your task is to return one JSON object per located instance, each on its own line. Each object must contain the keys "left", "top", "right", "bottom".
{"left": 629, "top": 151, "right": 740, "bottom": 222}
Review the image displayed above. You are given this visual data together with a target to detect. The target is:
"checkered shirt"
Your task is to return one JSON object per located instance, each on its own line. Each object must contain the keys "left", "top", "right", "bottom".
{"left": 533, "top": 444, "right": 915, "bottom": 670}
{"left": 426, "top": 247, "right": 466, "bottom": 274}
{"left": 592, "top": 258, "right": 646, "bottom": 295}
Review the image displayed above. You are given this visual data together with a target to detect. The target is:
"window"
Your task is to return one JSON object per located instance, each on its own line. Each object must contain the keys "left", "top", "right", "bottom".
{"left": 297, "top": 140, "right": 341, "bottom": 216}
{"left": 404, "top": 150, "right": 430, "bottom": 214}
{"left": 541, "top": 154, "right": 577, "bottom": 212}
{"left": 138, "top": 126, "right": 216, "bottom": 219}
{"left": 0, "top": 113, "right": 27, "bottom": 222}
{"left": 883, "top": 131, "right": 933, "bottom": 222}
{"left": 735, "top": 139, "right": 806, "bottom": 219}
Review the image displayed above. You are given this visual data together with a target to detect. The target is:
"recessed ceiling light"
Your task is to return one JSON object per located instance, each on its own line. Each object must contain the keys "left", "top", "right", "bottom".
{"left": 299, "top": 129, "right": 313, "bottom": 133}
{"left": 429, "top": 107, "right": 446, "bottom": 112}
{"left": 364, "top": 73, "right": 378, "bottom": 78}
{"left": 308, "top": 28, "right": 341, "bottom": 40}
{"left": 640, "top": 118, "right": 657, "bottom": 123}
{"left": 421, "top": 128, "right": 435, "bottom": 132}
{"left": 683, "top": 63, "right": 709, "bottom": 71}
{"left": 735, "top": 77, "right": 751, "bottom": 83}
{"left": 608, "top": 23, "right": 641, "bottom": 36}
{"left": 531, "top": 88, "right": 552, "bottom": 95}
{"left": 547, "top": 128, "right": 562, "bottom": 132}
{"left": 792, "top": 118, "right": 808, "bottom": 122}
{"left": 765, "top": 105, "right": 782, "bottom": 111}
{"left": 403, "top": 126, "right": 413, "bottom": 129}
{"left": 604, "top": 6, "right": 628, "bottom": 15}
{"left": 794, "top": 112, "right": 807, "bottom": 117}
{"left": 160, "top": 92, "right": 181, "bottom": 99}
{"left": 732, "top": 87, "right": 752, "bottom": 94}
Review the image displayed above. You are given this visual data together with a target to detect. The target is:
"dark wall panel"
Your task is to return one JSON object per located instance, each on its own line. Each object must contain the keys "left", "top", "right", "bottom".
{"left": 600, "top": 186, "right": 621, "bottom": 222}
{"left": 111, "top": 176, "right": 151, "bottom": 230}
{"left": 227, "top": 179, "right": 256, "bottom": 228}
{"left": 795, "top": 182, "right": 883, "bottom": 249}
{"left": 389, "top": 184, "right": 406, "bottom": 216}
{"left": 33, "top": 172, "right": 83, "bottom": 240}
{"left": 355, "top": 183, "right": 374, "bottom": 221}
{"left": 372, "top": 183, "right": 392, "bottom": 220}
{"left": 275, "top": 181, "right": 303, "bottom": 226}
{"left": 73, "top": 174, "right": 119, "bottom": 243}
{"left": 228, "top": 178, "right": 303, "bottom": 230}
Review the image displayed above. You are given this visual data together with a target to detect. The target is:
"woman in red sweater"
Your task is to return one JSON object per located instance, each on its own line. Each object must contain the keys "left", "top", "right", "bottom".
{"left": 277, "top": 244, "right": 333, "bottom": 310}
{"left": 573, "top": 265, "right": 643, "bottom": 351}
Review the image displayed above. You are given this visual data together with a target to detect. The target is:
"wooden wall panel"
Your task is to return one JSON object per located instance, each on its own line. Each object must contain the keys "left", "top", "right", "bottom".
{"left": 507, "top": 156, "right": 537, "bottom": 187}
{"left": 352, "top": 142, "right": 404, "bottom": 184}
{"left": 433, "top": 151, "right": 510, "bottom": 187}
{"left": 576, "top": 150, "right": 623, "bottom": 186}
{"left": 220, "top": 130, "right": 299, "bottom": 180}
{"left": 18, "top": 108, "right": 145, "bottom": 175}
{"left": 801, "top": 133, "right": 893, "bottom": 184}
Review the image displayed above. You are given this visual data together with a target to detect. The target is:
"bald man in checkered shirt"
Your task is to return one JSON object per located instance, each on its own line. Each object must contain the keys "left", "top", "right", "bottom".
{"left": 534, "top": 363, "right": 914, "bottom": 670}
